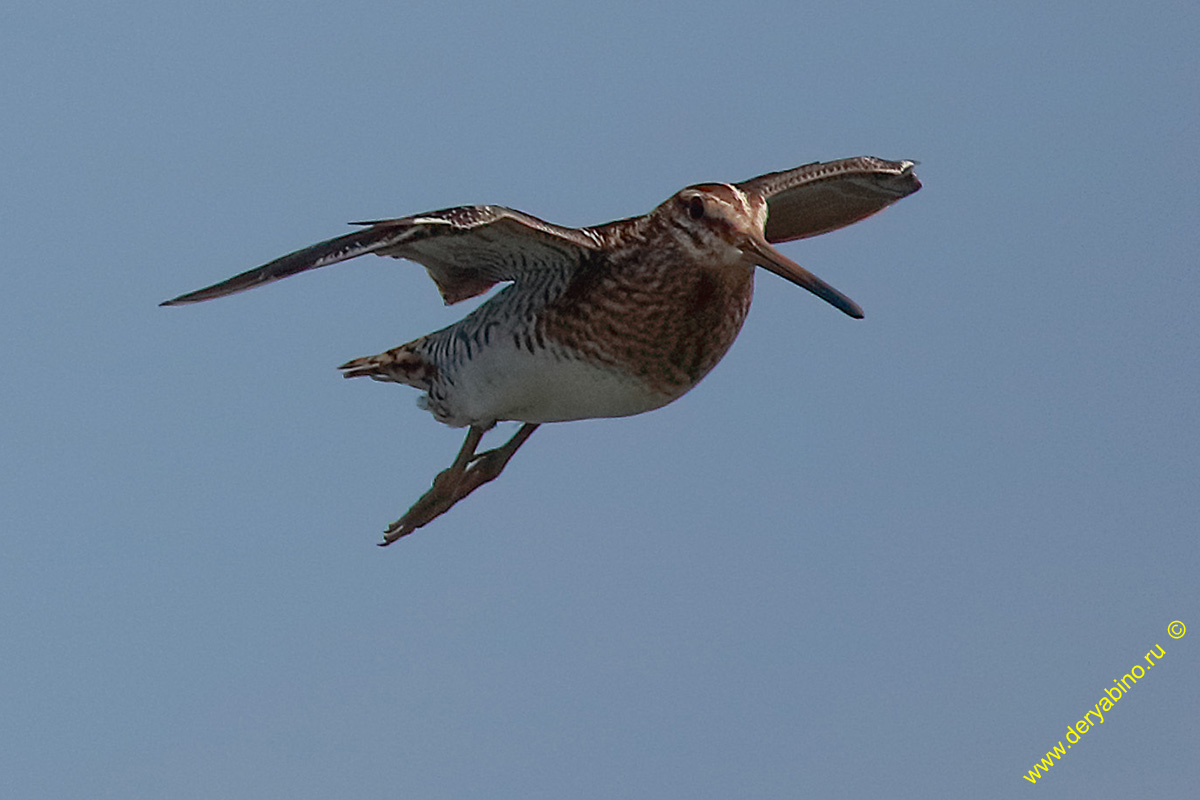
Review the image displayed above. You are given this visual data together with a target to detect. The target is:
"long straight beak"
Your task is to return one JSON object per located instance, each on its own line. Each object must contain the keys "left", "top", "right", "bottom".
{"left": 744, "top": 236, "right": 864, "bottom": 319}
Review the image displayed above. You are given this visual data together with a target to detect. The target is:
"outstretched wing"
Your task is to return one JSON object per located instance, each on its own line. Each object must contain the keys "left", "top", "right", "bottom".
{"left": 738, "top": 157, "right": 921, "bottom": 244}
{"left": 161, "top": 205, "right": 602, "bottom": 307}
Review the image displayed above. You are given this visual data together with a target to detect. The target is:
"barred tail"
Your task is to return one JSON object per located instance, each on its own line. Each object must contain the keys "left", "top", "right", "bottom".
{"left": 338, "top": 346, "right": 437, "bottom": 388}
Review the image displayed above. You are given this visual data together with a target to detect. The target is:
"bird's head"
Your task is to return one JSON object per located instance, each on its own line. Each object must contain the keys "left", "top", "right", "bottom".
{"left": 659, "top": 182, "right": 864, "bottom": 318}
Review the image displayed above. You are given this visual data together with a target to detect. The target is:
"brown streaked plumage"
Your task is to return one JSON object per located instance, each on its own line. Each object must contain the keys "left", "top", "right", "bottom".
{"left": 163, "top": 156, "right": 921, "bottom": 544}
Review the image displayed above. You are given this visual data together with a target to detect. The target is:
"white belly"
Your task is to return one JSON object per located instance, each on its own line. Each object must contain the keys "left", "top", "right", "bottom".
{"left": 425, "top": 341, "right": 675, "bottom": 427}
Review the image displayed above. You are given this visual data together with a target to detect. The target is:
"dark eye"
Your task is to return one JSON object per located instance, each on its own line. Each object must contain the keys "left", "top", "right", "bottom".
{"left": 688, "top": 196, "right": 705, "bottom": 220}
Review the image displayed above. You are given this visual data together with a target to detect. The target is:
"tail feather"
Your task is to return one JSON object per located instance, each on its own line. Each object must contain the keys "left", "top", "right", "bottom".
{"left": 338, "top": 347, "right": 437, "bottom": 387}
{"left": 338, "top": 357, "right": 384, "bottom": 379}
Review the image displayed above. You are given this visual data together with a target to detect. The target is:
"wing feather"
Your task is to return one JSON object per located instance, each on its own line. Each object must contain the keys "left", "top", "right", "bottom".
{"left": 161, "top": 205, "right": 600, "bottom": 307}
{"left": 738, "top": 157, "right": 921, "bottom": 244}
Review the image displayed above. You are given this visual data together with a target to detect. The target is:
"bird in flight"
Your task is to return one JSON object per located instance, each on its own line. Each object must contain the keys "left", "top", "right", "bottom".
{"left": 163, "top": 156, "right": 920, "bottom": 545}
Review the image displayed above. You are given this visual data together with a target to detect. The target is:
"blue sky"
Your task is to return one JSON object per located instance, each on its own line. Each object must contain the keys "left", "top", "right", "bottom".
{"left": 2, "top": 2, "right": 1197, "bottom": 797}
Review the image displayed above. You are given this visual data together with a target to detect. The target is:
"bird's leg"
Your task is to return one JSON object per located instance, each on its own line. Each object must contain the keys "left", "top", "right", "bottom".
{"left": 380, "top": 425, "right": 484, "bottom": 545}
{"left": 380, "top": 423, "right": 540, "bottom": 546}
